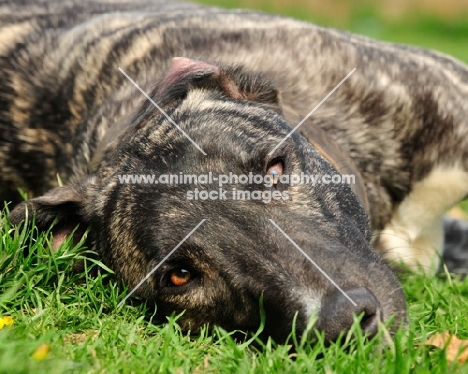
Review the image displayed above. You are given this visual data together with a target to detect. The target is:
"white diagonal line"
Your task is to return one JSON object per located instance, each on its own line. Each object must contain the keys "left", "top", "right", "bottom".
{"left": 269, "top": 219, "right": 357, "bottom": 306}
{"left": 269, "top": 68, "right": 356, "bottom": 155}
{"left": 117, "top": 219, "right": 206, "bottom": 308}
{"left": 118, "top": 67, "right": 207, "bottom": 155}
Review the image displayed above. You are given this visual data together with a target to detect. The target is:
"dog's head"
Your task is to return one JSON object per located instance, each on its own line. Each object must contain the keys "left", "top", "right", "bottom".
{"left": 10, "top": 57, "right": 406, "bottom": 343}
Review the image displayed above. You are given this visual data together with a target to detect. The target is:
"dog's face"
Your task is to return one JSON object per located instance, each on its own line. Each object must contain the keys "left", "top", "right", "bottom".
{"left": 10, "top": 58, "right": 406, "bottom": 343}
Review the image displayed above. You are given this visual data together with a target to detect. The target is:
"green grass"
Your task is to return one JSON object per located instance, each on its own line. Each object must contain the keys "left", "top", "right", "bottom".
{"left": 1, "top": 208, "right": 468, "bottom": 373}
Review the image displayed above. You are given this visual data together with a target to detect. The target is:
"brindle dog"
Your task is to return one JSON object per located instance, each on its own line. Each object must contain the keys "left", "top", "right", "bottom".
{"left": 1, "top": 0, "right": 467, "bottom": 343}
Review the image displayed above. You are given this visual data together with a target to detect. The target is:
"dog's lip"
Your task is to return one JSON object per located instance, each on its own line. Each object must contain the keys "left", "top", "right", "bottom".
{"left": 377, "top": 292, "right": 408, "bottom": 331}
{"left": 360, "top": 303, "right": 382, "bottom": 335}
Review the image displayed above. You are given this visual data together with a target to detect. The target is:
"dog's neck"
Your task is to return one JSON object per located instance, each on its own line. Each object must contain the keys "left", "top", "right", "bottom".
{"left": 86, "top": 89, "right": 148, "bottom": 174}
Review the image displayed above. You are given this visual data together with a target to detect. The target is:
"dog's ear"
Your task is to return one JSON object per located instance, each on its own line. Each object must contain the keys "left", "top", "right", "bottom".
{"left": 155, "top": 57, "right": 281, "bottom": 109}
{"left": 9, "top": 179, "right": 94, "bottom": 250}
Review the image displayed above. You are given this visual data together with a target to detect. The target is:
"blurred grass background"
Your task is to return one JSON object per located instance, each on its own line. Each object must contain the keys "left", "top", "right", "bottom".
{"left": 195, "top": 0, "right": 468, "bottom": 62}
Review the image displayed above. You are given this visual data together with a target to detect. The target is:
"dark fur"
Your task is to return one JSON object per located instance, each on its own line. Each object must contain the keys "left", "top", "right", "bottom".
{"left": 443, "top": 217, "right": 468, "bottom": 275}
{"left": 2, "top": 0, "right": 467, "bottom": 342}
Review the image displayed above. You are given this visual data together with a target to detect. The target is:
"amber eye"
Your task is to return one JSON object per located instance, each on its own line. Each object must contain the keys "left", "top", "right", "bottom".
{"left": 169, "top": 268, "right": 191, "bottom": 287}
{"left": 266, "top": 160, "right": 284, "bottom": 185}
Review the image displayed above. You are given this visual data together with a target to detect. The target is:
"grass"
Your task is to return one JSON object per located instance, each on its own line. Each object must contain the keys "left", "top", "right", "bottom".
{"left": 2, "top": 1, "right": 468, "bottom": 373}
{"left": 1, "top": 208, "right": 468, "bottom": 373}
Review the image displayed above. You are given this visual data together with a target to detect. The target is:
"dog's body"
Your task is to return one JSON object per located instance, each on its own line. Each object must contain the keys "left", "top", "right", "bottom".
{"left": 1, "top": 0, "right": 468, "bottom": 342}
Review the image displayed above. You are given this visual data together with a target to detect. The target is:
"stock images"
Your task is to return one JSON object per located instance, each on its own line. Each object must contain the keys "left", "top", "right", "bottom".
{"left": 1, "top": 0, "right": 468, "bottom": 372}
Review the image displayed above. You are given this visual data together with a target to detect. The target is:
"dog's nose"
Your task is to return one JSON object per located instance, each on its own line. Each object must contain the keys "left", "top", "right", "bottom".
{"left": 317, "top": 287, "right": 381, "bottom": 342}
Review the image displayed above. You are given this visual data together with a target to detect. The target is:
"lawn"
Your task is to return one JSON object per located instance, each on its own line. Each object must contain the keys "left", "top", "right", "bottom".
{"left": 1, "top": 211, "right": 468, "bottom": 373}
{"left": 1, "top": 1, "right": 468, "bottom": 373}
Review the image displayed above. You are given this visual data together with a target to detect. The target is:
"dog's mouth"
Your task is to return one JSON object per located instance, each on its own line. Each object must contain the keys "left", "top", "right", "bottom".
{"left": 239, "top": 282, "right": 402, "bottom": 345}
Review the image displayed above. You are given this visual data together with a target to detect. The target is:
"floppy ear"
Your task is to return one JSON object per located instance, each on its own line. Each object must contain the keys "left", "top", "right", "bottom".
{"left": 155, "top": 57, "right": 281, "bottom": 109}
{"left": 9, "top": 180, "right": 92, "bottom": 250}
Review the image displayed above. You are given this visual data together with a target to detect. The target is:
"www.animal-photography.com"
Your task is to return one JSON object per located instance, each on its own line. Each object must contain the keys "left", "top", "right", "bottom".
{"left": 1, "top": 0, "right": 467, "bottom": 372}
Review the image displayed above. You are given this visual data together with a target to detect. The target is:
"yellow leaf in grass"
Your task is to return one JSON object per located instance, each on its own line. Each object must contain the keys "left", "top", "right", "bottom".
{"left": 425, "top": 331, "right": 468, "bottom": 364}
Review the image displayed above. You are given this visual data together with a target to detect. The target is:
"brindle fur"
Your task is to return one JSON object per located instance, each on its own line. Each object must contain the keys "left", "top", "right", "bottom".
{"left": 1, "top": 0, "right": 468, "bottom": 342}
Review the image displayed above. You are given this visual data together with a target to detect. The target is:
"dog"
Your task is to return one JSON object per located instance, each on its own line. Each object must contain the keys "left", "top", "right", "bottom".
{"left": 1, "top": 0, "right": 468, "bottom": 343}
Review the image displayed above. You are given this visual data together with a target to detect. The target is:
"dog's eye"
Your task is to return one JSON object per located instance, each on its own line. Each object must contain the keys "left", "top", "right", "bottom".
{"left": 266, "top": 159, "right": 284, "bottom": 185}
{"left": 168, "top": 268, "right": 191, "bottom": 287}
